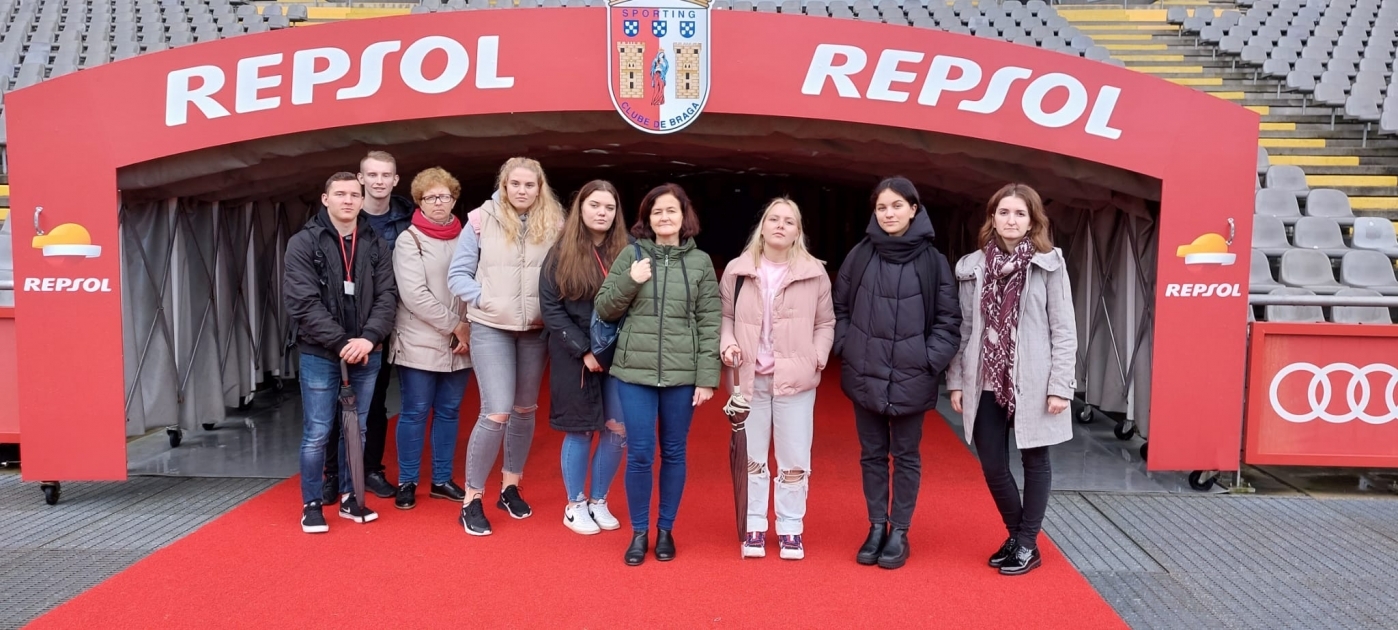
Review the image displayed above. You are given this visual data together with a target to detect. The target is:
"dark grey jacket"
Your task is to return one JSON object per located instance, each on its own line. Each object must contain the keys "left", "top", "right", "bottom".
{"left": 834, "top": 211, "right": 962, "bottom": 416}
{"left": 539, "top": 245, "right": 607, "bottom": 433}
{"left": 284, "top": 209, "right": 398, "bottom": 361}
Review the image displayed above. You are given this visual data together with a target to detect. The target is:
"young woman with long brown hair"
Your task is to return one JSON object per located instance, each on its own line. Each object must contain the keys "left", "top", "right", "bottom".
{"left": 539, "top": 180, "right": 632, "bottom": 535}
{"left": 947, "top": 183, "right": 1077, "bottom": 576}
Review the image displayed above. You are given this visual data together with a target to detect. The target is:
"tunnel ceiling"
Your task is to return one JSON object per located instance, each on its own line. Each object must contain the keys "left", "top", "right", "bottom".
{"left": 116, "top": 112, "right": 1161, "bottom": 217}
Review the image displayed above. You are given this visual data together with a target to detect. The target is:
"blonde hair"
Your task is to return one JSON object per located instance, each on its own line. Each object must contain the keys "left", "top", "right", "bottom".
{"left": 494, "top": 157, "right": 563, "bottom": 244}
{"left": 360, "top": 150, "right": 397, "bottom": 171}
{"left": 410, "top": 167, "right": 461, "bottom": 206}
{"left": 743, "top": 197, "right": 817, "bottom": 267}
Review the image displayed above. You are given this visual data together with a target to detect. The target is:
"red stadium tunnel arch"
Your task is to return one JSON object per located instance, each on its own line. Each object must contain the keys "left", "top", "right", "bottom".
{"left": 5, "top": 8, "right": 1256, "bottom": 480}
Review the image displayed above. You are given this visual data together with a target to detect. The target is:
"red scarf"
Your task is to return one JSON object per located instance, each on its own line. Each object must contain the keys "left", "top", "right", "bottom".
{"left": 411, "top": 209, "right": 463, "bottom": 240}
{"left": 979, "top": 237, "right": 1035, "bottom": 420}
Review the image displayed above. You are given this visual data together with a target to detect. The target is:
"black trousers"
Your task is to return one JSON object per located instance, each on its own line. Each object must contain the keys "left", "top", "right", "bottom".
{"left": 853, "top": 405, "right": 925, "bottom": 529}
{"left": 325, "top": 359, "right": 393, "bottom": 478}
{"left": 972, "top": 391, "right": 1052, "bottom": 550}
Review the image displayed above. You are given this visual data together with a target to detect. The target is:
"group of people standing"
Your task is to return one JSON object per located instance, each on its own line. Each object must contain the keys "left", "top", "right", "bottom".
{"left": 284, "top": 151, "right": 1078, "bottom": 576}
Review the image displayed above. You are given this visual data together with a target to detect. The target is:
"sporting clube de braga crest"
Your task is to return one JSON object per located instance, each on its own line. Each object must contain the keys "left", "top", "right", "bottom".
{"left": 608, "top": 0, "right": 711, "bottom": 134}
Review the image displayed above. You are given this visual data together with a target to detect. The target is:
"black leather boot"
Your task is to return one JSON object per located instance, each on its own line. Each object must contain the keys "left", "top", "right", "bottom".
{"left": 877, "top": 527, "right": 909, "bottom": 569}
{"left": 856, "top": 523, "right": 888, "bottom": 565}
{"left": 655, "top": 529, "right": 676, "bottom": 561}
{"left": 624, "top": 531, "right": 648, "bottom": 566}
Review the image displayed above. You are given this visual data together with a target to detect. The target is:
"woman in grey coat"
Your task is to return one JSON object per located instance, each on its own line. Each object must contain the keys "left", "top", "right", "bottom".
{"left": 946, "top": 183, "right": 1077, "bottom": 577}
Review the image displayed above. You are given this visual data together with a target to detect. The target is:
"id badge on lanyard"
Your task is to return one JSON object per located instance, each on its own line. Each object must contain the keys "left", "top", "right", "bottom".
{"left": 339, "top": 231, "right": 358, "bottom": 296}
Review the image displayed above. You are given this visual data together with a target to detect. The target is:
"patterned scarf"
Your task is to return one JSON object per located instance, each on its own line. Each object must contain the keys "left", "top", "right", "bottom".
{"left": 980, "top": 237, "right": 1036, "bottom": 420}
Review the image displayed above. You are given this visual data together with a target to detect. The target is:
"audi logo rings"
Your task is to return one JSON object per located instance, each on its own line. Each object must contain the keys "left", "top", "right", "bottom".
{"left": 1268, "top": 362, "right": 1398, "bottom": 425}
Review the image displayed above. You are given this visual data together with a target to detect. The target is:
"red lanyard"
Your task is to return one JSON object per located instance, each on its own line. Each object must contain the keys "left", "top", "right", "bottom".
{"left": 592, "top": 248, "right": 608, "bottom": 276}
{"left": 338, "top": 230, "right": 358, "bottom": 282}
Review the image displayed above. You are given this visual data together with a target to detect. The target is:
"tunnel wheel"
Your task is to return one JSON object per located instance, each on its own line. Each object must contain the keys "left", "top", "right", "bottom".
{"left": 41, "top": 482, "right": 61, "bottom": 505}
{"left": 202, "top": 422, "right": 217, "bottom": 431}
{"left": 273, "top": 378, "right": 285, "bottom": 392}
{"left": 1188, "top": 471, "right": 1217, "bottom": 492}
{"left": 167, "top": 427, "right": 182, "bottom": 448}
{"left": 1073, "top": 401, "right": 1094, "bottom": 424}
{"left": 1139, "top": 442, "right": 1148, "bottom": 461}
{"left": 1113, "top": 420, "right": 1137, "bottom": 440}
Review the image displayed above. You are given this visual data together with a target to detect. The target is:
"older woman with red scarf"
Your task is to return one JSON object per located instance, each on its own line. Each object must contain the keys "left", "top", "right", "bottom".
{"left": 946, "top": 183, "right": 1077, "bottom": 577}
{"left": 389, "top": 167, "right": 474, "bottom": 509}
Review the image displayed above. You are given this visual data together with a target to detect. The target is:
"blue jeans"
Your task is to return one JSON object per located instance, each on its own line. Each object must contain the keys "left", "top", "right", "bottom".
{"left": 616, "top": 380, "right": 696, "bottom": 532}
{"left": 396, "top": 365, "right": 472, "bottom": 485}
{"left": 560, "top": 376, "right": 626, "bottom": 502}
{"left": 299, "top": 351, "right": 381, "bottom": 504}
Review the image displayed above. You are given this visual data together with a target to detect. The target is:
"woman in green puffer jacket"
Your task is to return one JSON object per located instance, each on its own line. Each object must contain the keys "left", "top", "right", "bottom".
{"left": 594, "top": 183, "right": 721, "bottom": 567}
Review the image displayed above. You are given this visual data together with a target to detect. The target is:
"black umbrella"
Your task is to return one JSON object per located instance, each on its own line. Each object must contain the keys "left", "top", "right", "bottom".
{"left": 339, "top": 360, "right": 367, "bottom": 512}
{"left": 722, "top": 368, "right": 750, "bottom": 544}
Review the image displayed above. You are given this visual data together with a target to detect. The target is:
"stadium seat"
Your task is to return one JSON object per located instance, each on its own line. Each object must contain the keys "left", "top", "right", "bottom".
{"left": 1253, "top": 214, "right": 1294, "bottom": 257}
{"left": 1292, "top": 216, "right": 1351, "bottom": 257}
{"left": 1250, "top": 248, "right": 1283, "bottom": 293}
{"left": 1264, "top": 164, "right": 1310, "bottom": 199}
{"left": 1350, "top": 217, "right": 1398, "bottom": 257}
{"left": 1340, "top": 249, "right": 1398, "bottom": 294}
{"left": 286, "top": 5, "right": 308, "bottom": 22}
{"left": 1303, "top": 188, "right": 1356, "bottom": 225}
{"left": 1256, "top": 187, "right": 1304, "bottom": 224}
{"left": 1256, "top": 146, "right": 1269, "bottom": 175}
{"left": 1331, "top": 288, "right": 1393, "bottom": 324}
{"left": 1279, "top": 248, "right": 1344, "bottom": 294}
{"left": 1265, "top": 287, "right": 1325, "bottom": 322}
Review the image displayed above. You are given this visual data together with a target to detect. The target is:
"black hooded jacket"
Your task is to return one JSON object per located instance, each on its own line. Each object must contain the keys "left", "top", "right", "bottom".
{"left": 833, "top": 210, "right": 962, "bottom": 416}
{"left": 313, "top": 193, "right": 415, "bottom": 251}
{"left": 284, "top": 208, "right": 399, "bottom": 361}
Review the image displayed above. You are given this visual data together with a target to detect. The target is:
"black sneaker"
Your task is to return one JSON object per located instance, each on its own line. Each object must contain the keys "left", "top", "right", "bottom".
{"left": 430, "top": 480, "right": 466, "bottom": 501}
{"left": 339, "top": 495, "right": 379, "bottom": 523}
{"left": 988, "top": 537, "right": 1018, "bottom": 568}
{"left": 460, "top": 498, "right": 492, "bottom": 536}
{"left": 366, "top": 471, "right": 395, "bottom": 499}
{"left": 301, "top": 501, "right": 328, "bottom": 534}
{"left": 497, "top": 485, "right": 532, "bottom": 519}
{"left": 321, "top": 477, "right": 339, "bottom": 504}
{"left": 395, "top": 483, "right": 417, "bottom": 510}
{"left": 999, "top": 545, "right": 1042, "bottom": 576}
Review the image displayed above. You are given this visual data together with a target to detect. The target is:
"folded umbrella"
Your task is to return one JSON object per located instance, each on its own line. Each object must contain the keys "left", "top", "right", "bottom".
{"left": 339, "top": 360, "right": 367, "bottom": 512}
{"left": 722, "top": 368, "right": 751, "bottom": 544}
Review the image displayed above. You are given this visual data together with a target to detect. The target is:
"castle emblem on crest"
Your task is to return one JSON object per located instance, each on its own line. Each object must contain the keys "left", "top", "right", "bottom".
{"left": 608, "top": 0, "right": 711, "bottom": 134}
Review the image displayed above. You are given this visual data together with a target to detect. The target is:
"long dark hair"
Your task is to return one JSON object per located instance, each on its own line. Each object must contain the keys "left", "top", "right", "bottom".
{"left": 870, "top": 176, "right": 922, "bottom": 212}
{"left": 631, "top": 183, "right": 701, "bottom": 241}
{"left": 552, "top": 180, "right": 629, "bottom": 301}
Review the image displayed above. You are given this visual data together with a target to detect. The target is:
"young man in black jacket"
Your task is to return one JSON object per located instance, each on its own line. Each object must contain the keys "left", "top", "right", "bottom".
{"left": 322, "top": 151, "right": 417, "bottom": 501}
{"left": 286, "top": 172, "right": 399, "bottom": 533}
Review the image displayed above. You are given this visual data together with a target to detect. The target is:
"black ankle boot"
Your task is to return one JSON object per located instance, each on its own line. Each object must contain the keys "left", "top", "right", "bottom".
{"left": 877, "top": 527, "right": 909, "bottom": 569}
{"left": 624, "top": 531, "right": 648, "bottom": 566}
{"left": 856, "top": 523, "right": 888, "bottom": 565}
{"left": 655, "top": 529, "right": 676, "bottom": 561}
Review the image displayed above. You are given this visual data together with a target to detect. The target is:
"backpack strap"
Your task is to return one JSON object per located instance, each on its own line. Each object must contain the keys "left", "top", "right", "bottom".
{"left": 467, "top": 210, "right": 483, "bottom": 236}
{"left": 407, "top": 228, "right": 425, "bottom": 256}
{"left": 734, "top": 275, "right": 745, "bottom": 305}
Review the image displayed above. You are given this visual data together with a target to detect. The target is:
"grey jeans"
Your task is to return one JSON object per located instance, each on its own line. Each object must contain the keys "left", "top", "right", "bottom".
{"left": 465, "top": 322, "right": 548, "bottom": 492}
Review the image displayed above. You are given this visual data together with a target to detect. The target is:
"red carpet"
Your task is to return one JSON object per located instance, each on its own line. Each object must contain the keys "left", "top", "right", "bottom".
{"left": 29, "top": 376, "right": 1124, "bottom": 629}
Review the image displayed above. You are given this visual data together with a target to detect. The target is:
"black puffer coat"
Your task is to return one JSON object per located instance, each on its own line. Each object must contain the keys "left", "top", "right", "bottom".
{"left": 539, "top": 246, "right": 607, "bottom": 432}
{"left": 834, "top": 211, "right": 962, "bottom": 416}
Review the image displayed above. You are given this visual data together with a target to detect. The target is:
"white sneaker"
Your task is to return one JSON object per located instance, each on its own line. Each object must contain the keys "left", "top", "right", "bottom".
{"left": 589, "top": 500, "right": 621, "bottom": 531}
{"left": 742, "top": 532, "right": 767, "bottom": 558}
{"left": 564, "top": 503, "right": 601, "bottom": 535}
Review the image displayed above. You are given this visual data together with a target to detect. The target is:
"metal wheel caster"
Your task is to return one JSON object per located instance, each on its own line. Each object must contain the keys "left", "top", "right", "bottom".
{"left": 1188, "top": 470, "right": 1218, "bottom": 492}
{"left": 167, "top": 427, "right": 182, "bottom": 448}
{"left": 41, "top": 481, "right": 61, "bottom": 505}
{"left": 1074, "top": 402, "right": 1094, "bottom": 424}
{"left": 1113, "top": 420, "right": 1137, "bottom": 440}
{"left": 1139, "top": 441, "right": 1148, "bottom": 461}
{"left": 202, "top": 422, "right": 217, "bottom": 431}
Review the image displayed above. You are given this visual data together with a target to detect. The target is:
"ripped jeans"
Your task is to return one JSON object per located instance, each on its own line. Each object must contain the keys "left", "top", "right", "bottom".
{"left": 746, "top": 374, "right": 816, "bottom": 535}
{"left": 560, "top": 376, "right": 626, "bottom": 502}
{"left": 464, "top": 323, "right": 548, "bottom": 492}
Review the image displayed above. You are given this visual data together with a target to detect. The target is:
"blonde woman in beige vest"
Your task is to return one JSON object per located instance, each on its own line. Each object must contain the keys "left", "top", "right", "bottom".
{"left": 447, "top": 157, "right": 564, "bottom": 536}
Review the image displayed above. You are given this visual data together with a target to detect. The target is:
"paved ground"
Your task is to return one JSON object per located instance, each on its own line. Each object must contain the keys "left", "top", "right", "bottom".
{"left": 3, "top": 471, "right": 1397, "bottom": 629}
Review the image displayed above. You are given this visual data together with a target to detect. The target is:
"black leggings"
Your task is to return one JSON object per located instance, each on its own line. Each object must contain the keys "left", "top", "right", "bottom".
{"left": 972, "top": 391, "right": 1051, "bottom": 550}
